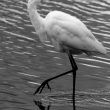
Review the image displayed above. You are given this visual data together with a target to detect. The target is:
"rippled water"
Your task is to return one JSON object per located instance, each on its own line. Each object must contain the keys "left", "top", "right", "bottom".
{"left": 0, "top": 0, "right": 110, "bottom": 110}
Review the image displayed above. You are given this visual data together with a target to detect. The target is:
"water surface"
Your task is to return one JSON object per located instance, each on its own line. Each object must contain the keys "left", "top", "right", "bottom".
{"left": 0, "top": 0, "right": 110, "bottom": 110}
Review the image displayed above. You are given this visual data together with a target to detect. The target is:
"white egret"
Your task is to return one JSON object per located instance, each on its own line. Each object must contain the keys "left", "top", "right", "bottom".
{"left": 27, "top": 0, "right": 106, "bottom": 109}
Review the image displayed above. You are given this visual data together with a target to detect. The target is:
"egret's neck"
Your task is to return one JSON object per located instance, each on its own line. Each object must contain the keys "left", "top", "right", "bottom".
{"left": 27, "top": 0, "right": 44, "bottom": 33}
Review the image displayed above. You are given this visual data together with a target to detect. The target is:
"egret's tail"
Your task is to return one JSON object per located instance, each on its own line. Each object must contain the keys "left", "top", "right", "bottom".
{"left": 85, "top": 42, "right": 107, "bottom": 56}
{"left": 95, "top": 41, "right": 107, "bottom": 55}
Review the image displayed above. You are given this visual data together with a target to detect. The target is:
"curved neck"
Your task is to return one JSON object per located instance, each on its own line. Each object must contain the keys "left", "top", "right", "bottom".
{"left": 27, "top": 0, "right": 44, "bottom": 33}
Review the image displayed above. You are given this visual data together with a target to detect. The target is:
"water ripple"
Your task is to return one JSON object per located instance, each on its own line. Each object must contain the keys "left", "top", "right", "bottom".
{"left": 34, "top": 90, "right": 110, "bottom": 108}
{"left": 1, "top": 0, "right": 110, "bottom": 110}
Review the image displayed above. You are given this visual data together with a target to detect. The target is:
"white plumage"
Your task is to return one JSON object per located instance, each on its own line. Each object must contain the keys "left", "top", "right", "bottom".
{"left": 27, "top": 1, "right": 107, "bottom": 108}
{"left": 27, "top": 0, "right": 106, "bottom": 56}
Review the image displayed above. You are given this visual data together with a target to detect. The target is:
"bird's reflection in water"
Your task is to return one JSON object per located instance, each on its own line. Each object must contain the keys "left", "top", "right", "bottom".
{"left": 33, "top": 91, "right": 73, "bottom": 110}
{"left": 34, "top": 100, "right": 51, "bottom": 110}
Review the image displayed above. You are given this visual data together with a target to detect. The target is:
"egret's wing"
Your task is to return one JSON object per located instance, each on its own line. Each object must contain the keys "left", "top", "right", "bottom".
{"left": 45, "top": 11, "right": 106, "bottom": 54}
{"left": 58, "top": 17, "right": 96, "bottom": 40}
{"left": 51, "top": 20, "right": 106, "bottom": 54}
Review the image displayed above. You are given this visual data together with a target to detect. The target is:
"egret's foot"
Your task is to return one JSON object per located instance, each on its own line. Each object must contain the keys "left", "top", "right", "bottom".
{"left": 34, "top": 100, "right": 51, "bottom": 110}
{"left": 34, "top": 100, "right": 45, "bottom": 110}
{"left": 34, "top": 79, "right": 51, "bottom": 95}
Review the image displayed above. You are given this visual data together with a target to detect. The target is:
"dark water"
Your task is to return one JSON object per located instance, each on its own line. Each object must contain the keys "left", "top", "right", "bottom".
{"left": 0, "top": 0, "right": 110, "bottom": 110}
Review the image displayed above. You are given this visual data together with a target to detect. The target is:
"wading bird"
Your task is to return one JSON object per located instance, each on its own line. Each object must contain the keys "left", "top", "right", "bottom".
{"left": 27, "top": 0, "right": 106, "bottom": 109}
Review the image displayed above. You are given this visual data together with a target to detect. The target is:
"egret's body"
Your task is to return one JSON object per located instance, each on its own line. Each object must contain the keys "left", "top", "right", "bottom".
{"left": 27, "top": 0, "right": 106, "bottom": 109}
{"left": 28, "top": 1, "right": 106, "bottom": 55}
{"left": 45, "top": 10, "right": 106, "bottom": 55}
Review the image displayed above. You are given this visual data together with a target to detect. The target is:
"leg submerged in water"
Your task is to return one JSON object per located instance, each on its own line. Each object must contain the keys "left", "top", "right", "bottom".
{"left": 34, "top": 100, "right": 51, "bottom": 110}
{"left": 34, "top": 51, "right": 78, "bottom": 110}
{"left": 68, "top": 52, "right": 78, "bottom": 110}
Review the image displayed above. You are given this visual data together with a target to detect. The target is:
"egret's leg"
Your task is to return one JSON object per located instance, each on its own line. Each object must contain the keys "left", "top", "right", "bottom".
{"left": 34, "top": 70, "right": 73, "bottom": 94}
{"left": 68, "top": 52, "right": 78, "bottom": 110}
